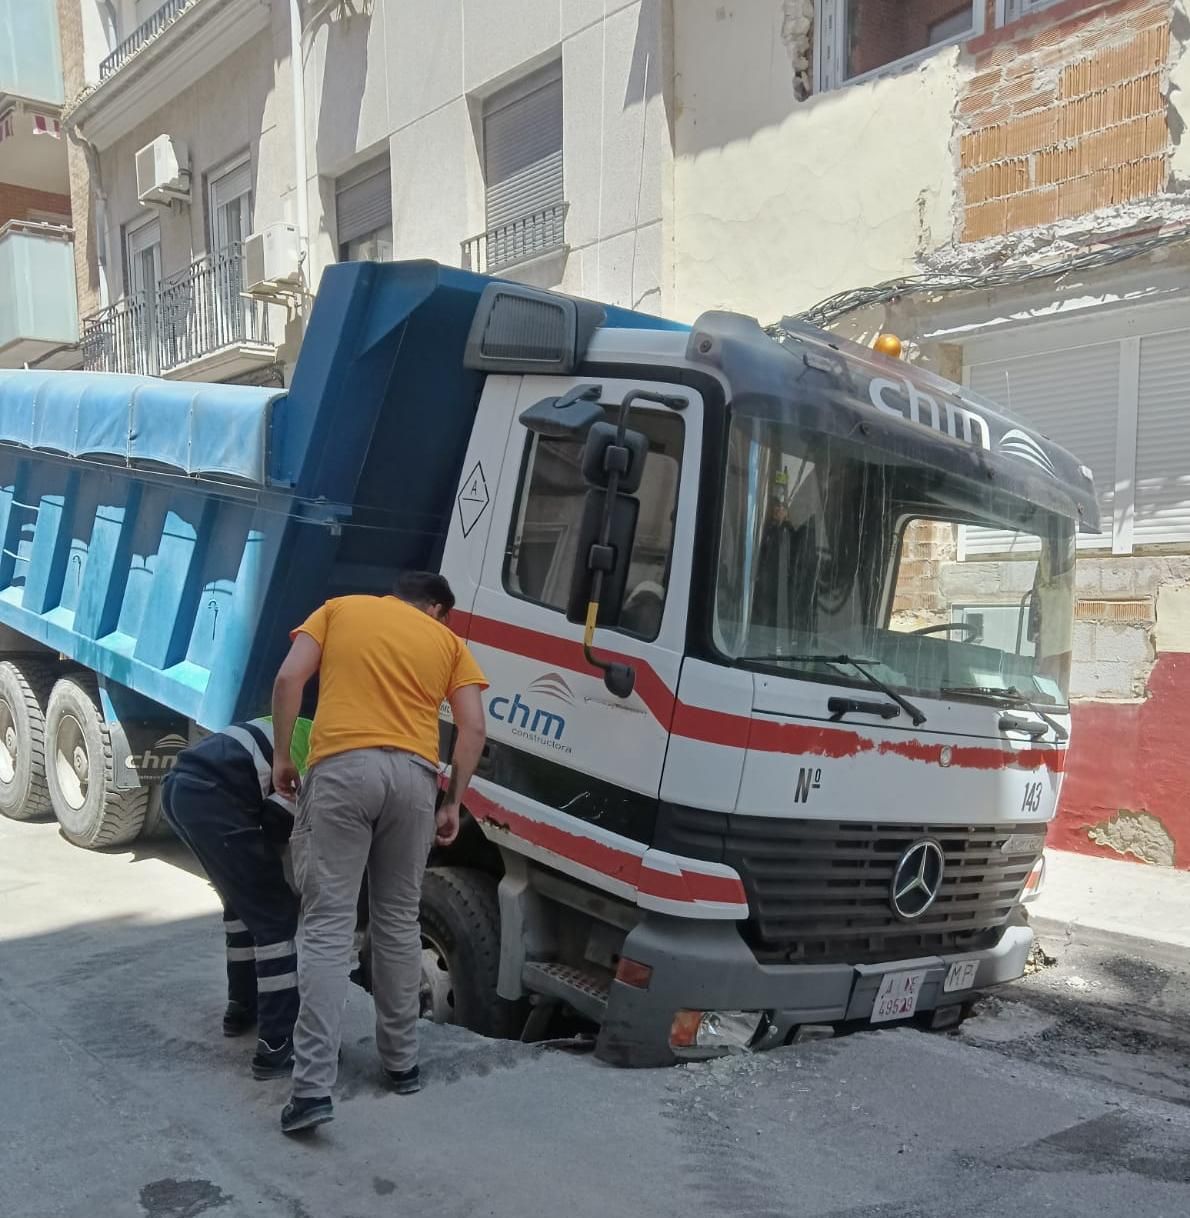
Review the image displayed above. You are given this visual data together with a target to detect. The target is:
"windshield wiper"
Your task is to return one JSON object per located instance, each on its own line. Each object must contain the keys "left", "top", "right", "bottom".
{"left": 941, "top": 685, "right": 1068, "bottom": 742}
{"left": 741, "top": 653, "right": 928, "bottom": 727}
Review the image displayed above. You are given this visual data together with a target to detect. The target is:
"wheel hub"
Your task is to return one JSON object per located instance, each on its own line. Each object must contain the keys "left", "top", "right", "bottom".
{"left": 53, "top": 713, "right": 90, "bottom": 812}
{"left": 419, "top": 936, "right": 455, "bottom": 1023}
{"left": 0, "top": 715, "right": 15, "bottom": 786}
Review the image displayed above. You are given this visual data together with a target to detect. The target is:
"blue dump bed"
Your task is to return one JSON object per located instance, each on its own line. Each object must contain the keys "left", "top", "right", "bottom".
{"left": 0, "top": 261, "right": 678, "bottom": 728}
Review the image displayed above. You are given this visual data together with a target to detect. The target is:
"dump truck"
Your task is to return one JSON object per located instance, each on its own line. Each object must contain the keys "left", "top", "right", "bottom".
{"left": 0, "top": 260, "right": 1096, "bottom": 1066}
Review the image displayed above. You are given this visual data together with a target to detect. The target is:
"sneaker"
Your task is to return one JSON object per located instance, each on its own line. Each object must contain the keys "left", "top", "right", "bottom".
{"left": 280, "top": 1095, "right": 334, "bottom": 1135}
{"left": 222, "top": 1000, "right": 257, "bottom": 1038}
{"left": 251, "top": 1037, "right": 295, "bottom": 1081}
{"left": 386, "top": 1065, "right": 420, "bottom": 1094}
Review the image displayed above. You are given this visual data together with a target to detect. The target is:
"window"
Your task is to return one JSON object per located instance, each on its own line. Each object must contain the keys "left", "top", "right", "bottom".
{"left": 964, "top": 312, "right": 1190, "bottom": 554}
{"left": 889, "top": 517, "right": 1074, "bottom": 704}
{"left": 504, "top": 410, "right": 683, "bottom": 640}
{"left": 714, "top": 416, "right": 1077, "bottom": 704}
{"left": 481, "top": 61, "right": 564, "bottom": 269}
{"left": 997, "top": 0, "right": 1067, "bottom": 25}
{"left": 124, "top": 216, "right": 161, "bottom": 374}
{"left": 335, "top": 157, "right": 392, "bottom": 263}
{"left": 816, "top": 1, "right": 984, "bottom": 91}
{"left": 209, "top": 157, "right": 252, "bottom": 254}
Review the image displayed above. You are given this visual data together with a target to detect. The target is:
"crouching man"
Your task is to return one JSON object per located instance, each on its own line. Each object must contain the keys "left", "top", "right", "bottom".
{"left": 161, "top": 716, "right": 312, "bottom": 1079}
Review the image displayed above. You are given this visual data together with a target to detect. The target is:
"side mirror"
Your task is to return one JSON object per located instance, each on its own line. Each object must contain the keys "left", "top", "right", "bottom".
{"left": 581, "top": 422, "right": 649, "bottom": 494}
{"left": 567, "top": 490, "right": 639, "bottom": 633}
{"left": 518, "top": 383, "right": 604, "bottom": 438}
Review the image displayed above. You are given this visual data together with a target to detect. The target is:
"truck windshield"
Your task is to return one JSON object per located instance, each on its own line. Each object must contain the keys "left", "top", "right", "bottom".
{"left": 714, "top": 416, "right": 1077, "bottom": 707}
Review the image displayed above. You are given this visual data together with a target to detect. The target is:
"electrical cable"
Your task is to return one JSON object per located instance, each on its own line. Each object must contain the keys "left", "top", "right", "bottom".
{"left": 788, "top": 224, "right": 1190, "bottom": 330}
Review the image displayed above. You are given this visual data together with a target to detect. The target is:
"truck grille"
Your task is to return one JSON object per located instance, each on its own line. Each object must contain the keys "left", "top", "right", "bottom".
{"left": 654, "top": 809, "right": 1044, "bottom": 966}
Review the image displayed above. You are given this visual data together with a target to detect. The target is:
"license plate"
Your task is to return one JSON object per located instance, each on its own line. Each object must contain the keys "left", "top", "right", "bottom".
{"left": 944, "top": 959, "right": 979, "bottom": 993}
{"left": 871, "top": 970, "right": 926, "bottom": 1023}
{"left": 1001, "top": 833, "right": 1045, "bottom": 856}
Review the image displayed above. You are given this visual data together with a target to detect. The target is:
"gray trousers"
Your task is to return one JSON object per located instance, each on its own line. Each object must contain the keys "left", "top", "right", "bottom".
{"left": 290, "top": 747, "right": 437, "bottom": 1098}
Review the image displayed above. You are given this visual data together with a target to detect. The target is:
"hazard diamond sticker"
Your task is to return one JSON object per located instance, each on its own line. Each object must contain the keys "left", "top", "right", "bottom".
{"left": 458, "top": 462, "right": 490, "bottom": 537}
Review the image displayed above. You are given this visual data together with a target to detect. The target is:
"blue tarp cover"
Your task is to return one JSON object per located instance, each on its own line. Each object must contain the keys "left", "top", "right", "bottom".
{"left": 0, "top": 369, "right": 283, "bottom": 486}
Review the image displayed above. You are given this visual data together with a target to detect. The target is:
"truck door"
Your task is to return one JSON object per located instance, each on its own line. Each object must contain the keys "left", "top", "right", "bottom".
{"left": 448, "top": 374, "right": 702, "bottom": 861}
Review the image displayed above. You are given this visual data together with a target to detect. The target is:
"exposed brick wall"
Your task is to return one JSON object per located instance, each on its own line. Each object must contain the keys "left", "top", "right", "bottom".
{"left": 850, "top": 0, "right": 975, "bottom": 78}
{"left": 891, "top": 519, "right": 959, "bottom": 624}
{"left": 0, "top": 183, "right": 72, "bottom": 228}
{"left": 56, "top": 0, "right": 101, "bottom": 320}
{"left": 958, "top": 0, "right": 1171, "bottom": 241}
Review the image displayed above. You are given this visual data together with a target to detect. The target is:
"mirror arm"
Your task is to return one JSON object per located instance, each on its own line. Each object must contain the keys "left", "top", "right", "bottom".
{"left": 582, "top": 388, "right": 687, "bottom": 700}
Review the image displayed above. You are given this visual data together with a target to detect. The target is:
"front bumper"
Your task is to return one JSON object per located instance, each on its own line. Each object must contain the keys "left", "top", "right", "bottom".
{"left": 595, "top": 915, "right": 1033, "bottom": 1067}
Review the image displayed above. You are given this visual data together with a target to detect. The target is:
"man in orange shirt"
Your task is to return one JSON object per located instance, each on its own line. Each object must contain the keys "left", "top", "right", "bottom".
{"left": 270, "top": 571, "right": 488, "bottom": 1134}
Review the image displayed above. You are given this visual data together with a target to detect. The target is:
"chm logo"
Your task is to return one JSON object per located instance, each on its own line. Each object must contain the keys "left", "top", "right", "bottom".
{"left": 127, "top": 733, "right": 188, "bottom": 776}
{"left": 489, "top": 674, "right": 574, "bottom": 754}
{"left": 526, "top": 672, "right": 575, "bottom": 705}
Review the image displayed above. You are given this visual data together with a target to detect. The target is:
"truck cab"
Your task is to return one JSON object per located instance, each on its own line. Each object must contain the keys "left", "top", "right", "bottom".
{"left": 426, "top": 280, "right": 1091, "bottom": 1064}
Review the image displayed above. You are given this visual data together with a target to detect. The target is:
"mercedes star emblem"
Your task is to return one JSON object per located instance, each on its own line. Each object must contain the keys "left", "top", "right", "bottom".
{"left": 890, "top": 838, "right": 946, "bottom": 921}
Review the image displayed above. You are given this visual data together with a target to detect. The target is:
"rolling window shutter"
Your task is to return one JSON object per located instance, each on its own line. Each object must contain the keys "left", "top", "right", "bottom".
{"left": 336, "top": 162, "right": 391, "bottom": 248}
{"left": 212, "top": 160, "right": 252, "bottom": 212}
{"left": 483, "top": 63, "right": 563, "bottom": 231}
{"left": 1134, "top": 331, "right": 1190, "bottom": 544}
{"left": 965, "top": 342, "right": 1119, "bottom": 554}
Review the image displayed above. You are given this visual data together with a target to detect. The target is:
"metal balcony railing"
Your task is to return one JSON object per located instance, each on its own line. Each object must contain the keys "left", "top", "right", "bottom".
{"left": 100, "top": 0, "right": 197, "bottom": 80}
{"left": 81, "top": 244, "right": 269, "bottom": 376}
{"left": 80, "top": 294, "right": 159, "bottom": 375}
{"left": 158, "top": 244, "right": 269, "bottom": 371}
{"left": 461, "top": 202, "right": 568, "bottom": 274}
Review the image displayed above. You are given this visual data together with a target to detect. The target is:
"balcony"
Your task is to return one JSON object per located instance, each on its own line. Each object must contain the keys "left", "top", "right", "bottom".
{"left": 66, "top": 0, "right": 269, "bottom": 150}
{"left": 0, "top": 0, "right": 65, "bottom": 108}
{"left": 0, "top": 222, "right": 78, "bottom": 368}
{"left": 461, "top": 203, "right": 569, "bottom": 276}
{"left": 81, "top": 244, "right": 274, "bottom": 382}
{"left": 100, "top": 0, "right": 196, "bottom": 80}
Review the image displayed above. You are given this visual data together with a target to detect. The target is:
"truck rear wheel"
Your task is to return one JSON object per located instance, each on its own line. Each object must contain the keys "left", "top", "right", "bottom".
{"left": 44, "top": 675, "right": 148, "bottom": 849}
{"left": 358, "top": 867, "right": 525, "bottom": 1040}
{"left": 0, "top": 660, "right": 54, "bottom": 822}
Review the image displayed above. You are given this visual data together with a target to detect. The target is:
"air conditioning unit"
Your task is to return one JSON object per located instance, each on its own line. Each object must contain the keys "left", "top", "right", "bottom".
{"left": 244, "top": 223, "right": 303, "bottom": 295}
{"left": 135, "top": 135, "right": 190, "bottom": 205}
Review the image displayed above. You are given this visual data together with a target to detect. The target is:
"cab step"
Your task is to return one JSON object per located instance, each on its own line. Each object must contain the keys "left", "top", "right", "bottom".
{"left": 522, "top": 962, "right": 611, "bottom": 1023}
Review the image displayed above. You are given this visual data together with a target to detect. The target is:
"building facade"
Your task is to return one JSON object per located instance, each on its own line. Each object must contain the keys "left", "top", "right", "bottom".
{"left": 0, "top": 0, "right": 78, "bottom": 369}
{"left": 670, "top": 0, "right": 1190, "bottom": 870}
{"left": 58, "top": 0, "right": 671, "bottom": 386}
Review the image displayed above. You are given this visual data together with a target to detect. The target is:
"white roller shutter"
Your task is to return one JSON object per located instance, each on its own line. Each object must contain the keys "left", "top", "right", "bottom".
{"left": 211, "top": 160, "right": 252, "bottom": 214}
{"left": 965, "top": 342, "right": 1119, "bottom": 553}
{"left": 336, "top": 160, "right": 392, "bottom": 248}
{"left": 1134, "top": 331, "right": 1190, "bottom": 544}
{"left": 483, "top": 62, "right": 563, "bottom": 231}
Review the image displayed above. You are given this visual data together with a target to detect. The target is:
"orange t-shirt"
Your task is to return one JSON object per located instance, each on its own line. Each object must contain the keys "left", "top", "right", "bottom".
{"left": 294, "top": 595, "right": 487, "bottom": 769}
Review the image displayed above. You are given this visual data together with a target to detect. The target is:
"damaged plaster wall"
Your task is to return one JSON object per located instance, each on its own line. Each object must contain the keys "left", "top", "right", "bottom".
{"left": 1166, "top": 0, "right": 1190, "bottom": 187}
{"left": 670, "top": 2, "right": 959, "bottom": 324}
{"left": 782, "top": 0, "right": 814, "bottom": 100}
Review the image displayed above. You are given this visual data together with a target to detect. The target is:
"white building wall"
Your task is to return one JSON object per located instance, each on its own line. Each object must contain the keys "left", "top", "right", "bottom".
{"left": 304, "top": 0, "right": 671, "bottom": 311}
{"left": 670, "top": 0, "right": 960, "bottom": 326}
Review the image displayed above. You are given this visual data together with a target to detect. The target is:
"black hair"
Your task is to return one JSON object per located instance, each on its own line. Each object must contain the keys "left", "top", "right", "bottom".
{"left": 393, "top": 570, "right": 456, "bottom": 612}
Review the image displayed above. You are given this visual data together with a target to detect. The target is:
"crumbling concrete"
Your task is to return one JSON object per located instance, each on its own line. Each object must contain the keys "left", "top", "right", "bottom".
{"left": 781, "top": 0, "right": 814, "bottom": 101}
{"left": 1088, "top": 810, "right": 1177, "bottom": 867}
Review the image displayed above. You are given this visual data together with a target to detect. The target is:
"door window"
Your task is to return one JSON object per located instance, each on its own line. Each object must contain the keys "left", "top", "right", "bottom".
{"left": 126, "top": 217, "right": 161, "bottom": 374}
{"left": 210, "top": 158, "right": 252, "bottom": 253}
{"left": 208, "top": 158, "right": 253, "bottom": 343}
{"left": 503, "top": 410, "right": 683, "bottom": 640}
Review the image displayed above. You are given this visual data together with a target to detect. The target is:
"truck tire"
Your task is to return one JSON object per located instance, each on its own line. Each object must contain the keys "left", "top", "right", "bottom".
{"left": 44, "top": 675, "right": 148, "bottom": 849}
{"left": 358, "top": 867, "right": 525, "bottom": 1040}
{"left": 419, "top": 868, "right": 525, "bottom": 1039}
{"left": 138, "top": 783, "right": 175, "bottom": 841}
{"left": 0, "top": 660, "right": 55, "bottom": 822}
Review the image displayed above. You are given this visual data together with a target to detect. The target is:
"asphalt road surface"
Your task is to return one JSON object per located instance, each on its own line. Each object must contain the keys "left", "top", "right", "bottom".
{"left": 2, "top": 817, "right": 1187, "bottom": 1218}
